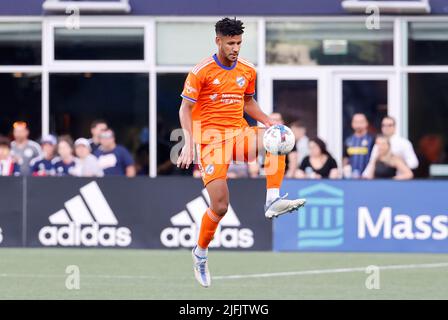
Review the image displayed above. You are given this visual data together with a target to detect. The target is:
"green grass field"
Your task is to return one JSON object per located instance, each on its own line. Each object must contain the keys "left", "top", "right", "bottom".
{"left": 0, "top": 248, "right": 447, "bottom": 299}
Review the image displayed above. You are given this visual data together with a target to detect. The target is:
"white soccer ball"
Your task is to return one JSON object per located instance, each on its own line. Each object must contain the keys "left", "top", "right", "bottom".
{"left": 263, "top": 124, "right": 295, "bottom": 155}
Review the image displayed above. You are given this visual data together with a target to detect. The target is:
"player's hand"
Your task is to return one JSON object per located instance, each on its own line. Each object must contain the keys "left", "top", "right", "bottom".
{"left": 177, "top": 142, "right": 194, "bottom": 169}
{"left": 262, "top": 119, "right": 275, "bottom": 128}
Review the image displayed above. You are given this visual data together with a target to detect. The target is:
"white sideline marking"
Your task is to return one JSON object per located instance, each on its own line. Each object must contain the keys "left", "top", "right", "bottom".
{"left": 213, "top": 262, "right": 448, "bottom": 280}
{"left": 0, "top": 262, "right": 447, "bottom": 280}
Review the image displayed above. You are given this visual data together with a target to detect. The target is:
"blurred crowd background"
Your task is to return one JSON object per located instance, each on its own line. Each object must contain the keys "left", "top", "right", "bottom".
{"left": 0, "top": 111, "right": 419, "bottom": 181}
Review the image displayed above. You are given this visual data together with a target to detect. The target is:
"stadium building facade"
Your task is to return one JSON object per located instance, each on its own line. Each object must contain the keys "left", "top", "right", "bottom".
{"left": 0, "top": 0, "right": 447, "bottom": 176}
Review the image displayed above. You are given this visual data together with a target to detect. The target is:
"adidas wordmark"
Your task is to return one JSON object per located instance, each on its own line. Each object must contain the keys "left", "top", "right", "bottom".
{"left": 39, "top": 181, "right": 132, "bottom": 247}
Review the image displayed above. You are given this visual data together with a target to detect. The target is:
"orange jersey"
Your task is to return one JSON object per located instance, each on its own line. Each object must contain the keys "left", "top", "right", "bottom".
{"left": 181, "top": 54, "right": 256, "bottom": 144}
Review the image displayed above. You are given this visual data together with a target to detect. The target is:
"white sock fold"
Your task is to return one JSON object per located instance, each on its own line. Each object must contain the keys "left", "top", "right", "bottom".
{"left": 194, "top": 245, "right": 208, "bottom": 258}
{"left": 266, "top": 188, "right": 280, "bottom": 206}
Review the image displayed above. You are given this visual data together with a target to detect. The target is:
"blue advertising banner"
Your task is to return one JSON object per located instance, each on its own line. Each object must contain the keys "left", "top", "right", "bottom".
{"left": 274, "top": 180, "right": 448, "bottom": 253}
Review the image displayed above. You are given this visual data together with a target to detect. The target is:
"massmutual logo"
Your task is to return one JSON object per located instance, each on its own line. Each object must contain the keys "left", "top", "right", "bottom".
{"left": 39, "top": 181, "right": 132, "bottom": 247}
{"left": 297, "top": 183, "right": 344, "bottom": 249}
{"left": 295, "top": 183, "right": 448, "bottom": 250}
{"left": 161, "top": 189, "right": 254, "bottom": 249}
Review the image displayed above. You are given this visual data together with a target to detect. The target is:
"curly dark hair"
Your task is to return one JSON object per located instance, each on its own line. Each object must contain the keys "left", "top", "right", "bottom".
{"left": 215, "top": 17, "right": 245, "bottom": 36}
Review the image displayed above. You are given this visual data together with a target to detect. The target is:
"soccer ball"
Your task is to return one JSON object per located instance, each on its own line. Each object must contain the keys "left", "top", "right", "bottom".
{"left": 263, "top": 124, "right": 295, "bottom": 155}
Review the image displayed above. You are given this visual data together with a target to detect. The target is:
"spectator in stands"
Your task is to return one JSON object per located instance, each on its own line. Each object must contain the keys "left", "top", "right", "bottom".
{"left": 296, "top": 137, "right": 339, "bottom": 179}
{"left": 414, "top": 134, "right": 447, "bottom": 178}
{"left": 364, "top": 135, "right": 413, "bottom": 180}
{"left": 10, "top": 121, "right": 42, "bottom": 176}
{"left": 343, "top": 113, "right": 375, "bottom": 178}
{"left": 95, "top": 129, "right": 136, "bottom": 177}
{"left": 29, "top": 134, "right": 57, "bottom": 176}
{"left": 73, "top": 138, "right": 104, "bottom": 177}
{"left": 0, "top": 136, "right": 20, "bottom": 176}
{"left": 363, "top": 116, "right": 418, "bottom": 178}
{"left": 53, "top": 135, "right": 78, "bottom": 176}
{"left": 290, "top": 120, "right": 310, "bottom": 167}
{"left": 89, "top": 119, "right": 108, "bottom": 153}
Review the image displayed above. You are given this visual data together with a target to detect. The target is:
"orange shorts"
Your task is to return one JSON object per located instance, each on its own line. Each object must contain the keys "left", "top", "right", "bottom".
{"left": 196, "top": 126, "right": 261, "bottom": 186}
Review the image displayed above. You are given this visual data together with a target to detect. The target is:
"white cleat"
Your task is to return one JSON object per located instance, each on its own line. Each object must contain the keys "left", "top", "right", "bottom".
{"left": 264, "top": 194, "right": 306, "bottom": 219}
{"left": 192, "top": 246, "right": 211, "bottom": 288}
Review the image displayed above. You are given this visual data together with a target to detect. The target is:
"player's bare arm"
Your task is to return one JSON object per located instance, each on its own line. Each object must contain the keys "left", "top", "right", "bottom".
{"left": 243, "top": 96, "right": 273, "bottom": 128}
{"left": 177, "top": 98, "right": 195, "bottom": 169}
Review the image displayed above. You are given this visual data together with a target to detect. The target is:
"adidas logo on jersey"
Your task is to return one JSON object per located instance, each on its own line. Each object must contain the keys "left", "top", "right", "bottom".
{"left": 39, "top": 181, "right": 132, "bottom": 247}
{"left": 212, "top": 78, "right": 220, "bottom": 85}
{"left": 160, "top": 189, "right": 254, "bottom": 249}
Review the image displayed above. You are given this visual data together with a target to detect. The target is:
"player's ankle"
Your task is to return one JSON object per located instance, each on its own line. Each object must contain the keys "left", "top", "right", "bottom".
{"left": 194, "top": 245, "right": 208, "bottom": 258}
{"left": 266, "top": 188, "right": 280, "bottom": 206}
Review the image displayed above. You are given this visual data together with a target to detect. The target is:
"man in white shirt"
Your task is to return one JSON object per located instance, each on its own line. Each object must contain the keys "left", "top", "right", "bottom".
{"left": 362, "top": 116, "right": 418, "bottom": 178}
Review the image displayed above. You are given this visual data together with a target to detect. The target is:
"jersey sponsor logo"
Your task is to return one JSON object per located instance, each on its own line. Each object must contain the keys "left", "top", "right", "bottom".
{"left": 161, "top": 189, "right": 254, "bottom": 249}
{"left": 209, "top": 93, "right": 218, "bottom": 101}
{"left": 24, "top": 148, "right": 34, "bottom": 158}
{"left": 39, "top": 181, "right": 132, "bottom": 247}
{"left": 347, "top": 146, "right": 369, "bottom": 156}
{"left": 98, "top": 153, "right": 117, "bottom": 170}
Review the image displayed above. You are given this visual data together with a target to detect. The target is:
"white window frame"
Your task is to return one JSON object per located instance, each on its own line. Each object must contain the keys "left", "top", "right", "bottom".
{"left": 44, "top": 16, "right": 151, "bottom": 70}
{"left": 259, "top": 67, "right": 329, "bottom": 138}
{"left": 43, "top": 16, "right": 155, "bottom": 175}
{"left": 332, "top": 70, "right": 398, "bottom": 166}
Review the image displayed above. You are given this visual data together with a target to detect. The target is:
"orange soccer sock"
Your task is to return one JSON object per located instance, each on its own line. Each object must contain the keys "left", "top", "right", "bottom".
{"left": 264, "top": 152, "right": 286, "bottom": 189}
{"left": 197, "top": 208, "right": 223, "bottom": 250}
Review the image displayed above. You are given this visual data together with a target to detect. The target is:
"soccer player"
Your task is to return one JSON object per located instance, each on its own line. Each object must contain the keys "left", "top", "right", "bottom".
{"left": 177, "top": 17, "right": 306, "bottom": 288}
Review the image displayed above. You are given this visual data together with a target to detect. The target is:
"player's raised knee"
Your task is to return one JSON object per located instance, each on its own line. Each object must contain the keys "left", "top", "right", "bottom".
{"left": 212, "top": 200, "right": 228, "bottom": 216}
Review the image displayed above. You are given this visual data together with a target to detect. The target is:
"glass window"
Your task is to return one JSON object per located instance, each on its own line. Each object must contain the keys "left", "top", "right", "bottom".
{"left": 409, "top": 74, "right": 448, "bottom": 177}
{"left": 0, "top": 23, "right": 41, "bottom": 65}
{"left": 273, "top": 80, "right": 318, "bottom": 138}
{"left": 266, "top": 22, "right": 393, "bottom": 65}
{"left": 50, "top": 73, "right": 149, "bottom": 174}
{"left": 408, "top": 22, "right": 448, "bottom": 65}
{"left": 0, "top": 73, "right": 41, "bottom": 140}
{"left": 342, "top": 80, "right": 387, "bottom": 142}
{"left": 54, "top": 27, "right": 144, "bottom": 60}
{"left": 156, "top": 73, "right": 192, "bottom": 175}
{"left": 156, "top": 22, "right": 258, "bottom": 65}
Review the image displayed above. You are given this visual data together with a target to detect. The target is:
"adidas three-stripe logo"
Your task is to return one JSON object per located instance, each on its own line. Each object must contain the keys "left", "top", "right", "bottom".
{"left": 161, "top": 189, "right": 254, "bottom": 249}
{"left": 49, "top": 181, "right": 118, "bottom": 225}
{"left": 39, "top": 182, "right": 132, "bottom": 247}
